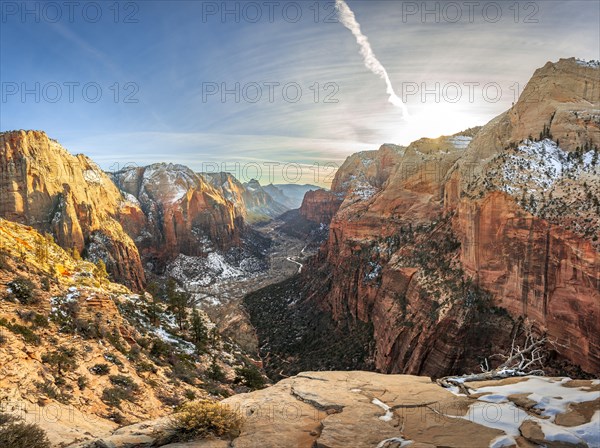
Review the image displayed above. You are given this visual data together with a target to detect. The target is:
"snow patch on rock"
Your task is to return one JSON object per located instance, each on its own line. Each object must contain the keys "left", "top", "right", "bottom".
{"left": 461, "top": 376, "right": 600, "bottom": 447}
{"left": 449, "top": 135, "right": 472, "bottom": 149}
{"left": 496, "top": 139, "right": 598, "bottom": 194}
{"left": 576, "top": 58, "right": 600, "bottom": 68}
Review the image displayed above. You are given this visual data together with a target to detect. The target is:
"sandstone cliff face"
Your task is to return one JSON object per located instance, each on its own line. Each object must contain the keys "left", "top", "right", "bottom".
{"left": 299, "top": 189, "right": 343, "bottom": 224}
{"left": 0, "top": 132, "right": 258, "bottom": 282}
{"left": 455, "top": 191, "right": 600, "bottom": 373}
{"left": 444, "top": 59, "right": 600, "bottom": 372}
{"left": 0, "top": 130, "right": 145, "bottom": 290}
{"left": 264, "top": 59, "right": 600, "bottom": 376}
{"left": 112, "top": 164, "right": 243, "bottom": 267}
{"left": 446, "top": 58, "right": 600, "bottom": 200}
{"left": 331, "top": 143, "right": 405, "bottom": 193}
{"left": 261, "top": 132, "right": 504, "bottom": 378}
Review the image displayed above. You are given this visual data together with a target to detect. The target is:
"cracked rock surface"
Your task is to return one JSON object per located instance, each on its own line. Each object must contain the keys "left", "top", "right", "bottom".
{"left": 70, "top": 371, "right": 491, "bottom": 447}
{"left": 72, "top": 371, "right": 599, "bottom": 448}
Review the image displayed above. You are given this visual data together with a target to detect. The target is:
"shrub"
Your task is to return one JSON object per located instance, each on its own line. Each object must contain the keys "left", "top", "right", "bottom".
{"left": 102, "top": 376, "right": 140, "bottom": 408}
{"left": 145, "top": 378, "right": 159, "bottom": 388}
{"left": 0, "top": 318, "right": 41, "bottom": 345}
{"left": 74, "top": 318, "right": 103, "bottom": 339}
{"left": 104, "top": 352, "right": 123, "bottom": 366}
{"left": 77, "top": 375, "right": 89, "bottom": 390}
{"left": 49, "top": 296, "right": 80, "bottom": 333}
{"left": 127, "top": 345, "right": 141, "bottom": 361}
{"left": 206, "top": 361, "right": 226, "bottom": 382}
{"left": 150, "top": 338, "right": 171, "bottom": 359}
{"left": 94, "top": 259, "right": 109, "bottom": 281}
{"left": 41, "top": 277, "right": 51, "bottom": 292}
{"left": 33, "top": 380, "right": 71, "bottom": 404}
{"left": 135, "top": 360, "right": 158, "bottom": 374}
{"left": 0, "top": 251, "right": 9, "bottom": 271}
{"left": 6, "top": 277, "right": 38, "bottom": 305}
{"left": 102, "top": 386, "right": 130, "bottom": 408}
{"left": 18, "top": 311, "right": 49, "bottom": 329}
{"left": 234, "top": 365, "right": 266, "bottom": 390}
{"left": 0, "top": 413, "right": 51, "bottom": 448}
{"left": 90, "top": 363, "right": 110, "bottom": 375}
{"left": 169, "top": 400, "right": 243, "bottom": 441}
{"left": 34, "top": 380, "right": 60, "bottom": 399}
{"left": 0, "top": 414, "right": 19, "bottom": 425}
{"left": 157, "top": 392, "right": 183, "bottom": 408}
{"left": 190, "top": 309, "right": 208, "bottom": 350}
{"left": 203, "top": 384, "right": 231, "bottom": 398}
{"left": 41, "top": 346, "right": 78, "bottom": 374}
{"left": 106, "top": 330, "right": 128, "bottom": 354}
{"left": 108, "top": 375, "right": 139, "bottom": 392}
{"left": 168, "top": 359, "right": 197, "bottom": 385}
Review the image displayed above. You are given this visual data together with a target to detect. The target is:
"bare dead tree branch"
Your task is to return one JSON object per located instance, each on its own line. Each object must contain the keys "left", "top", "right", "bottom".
{"left": 437, "top": 320, "right": 549, "bottom": 392}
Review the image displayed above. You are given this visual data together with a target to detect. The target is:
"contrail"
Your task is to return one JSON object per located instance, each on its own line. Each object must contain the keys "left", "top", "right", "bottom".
{"left": 335, "top": 0, "right": 409, "bottom": 118}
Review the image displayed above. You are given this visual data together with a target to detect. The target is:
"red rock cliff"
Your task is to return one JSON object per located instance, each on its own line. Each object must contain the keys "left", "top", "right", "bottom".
{"left": 297, "top": 59, "right": 600, "bottom": 376}
{"left": 299, "top": 189, "right": 343, "bottom": 224}
{"left": 112, "top": 164, "right": 243, "bottom": 266}
{"left": 0, "top": 130, "right": 145, "bottom": 290}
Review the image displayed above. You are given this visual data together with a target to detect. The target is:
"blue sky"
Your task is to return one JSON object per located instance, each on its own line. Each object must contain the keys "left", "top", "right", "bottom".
{"left": 1, "top": 0, "right": 599, "bottom": 185}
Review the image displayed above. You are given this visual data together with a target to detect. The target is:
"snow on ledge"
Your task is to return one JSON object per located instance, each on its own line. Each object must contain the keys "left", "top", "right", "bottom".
{"left": 576, "top": 58, "right": 600, "bottom": 68}
{"left": 459, "top": 376, "right": 600, "bottom": 447}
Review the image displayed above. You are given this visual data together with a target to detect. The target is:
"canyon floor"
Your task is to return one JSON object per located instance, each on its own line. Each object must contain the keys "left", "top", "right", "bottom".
{"left": 177, "top": 216, "right": 317, "bottom": 357}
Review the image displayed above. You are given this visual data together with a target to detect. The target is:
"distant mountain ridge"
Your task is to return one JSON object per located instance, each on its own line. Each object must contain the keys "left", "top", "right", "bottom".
{"left": 201, "top": 172, "right": 289, "bottom": 223}
{"left": 263, "top": 183, "right": 320, "bottom": 209}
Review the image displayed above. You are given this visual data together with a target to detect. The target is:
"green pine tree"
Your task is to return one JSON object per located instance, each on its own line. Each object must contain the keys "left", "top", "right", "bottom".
{"left": 190, "top": 309, "right": 208, "bottom": 351}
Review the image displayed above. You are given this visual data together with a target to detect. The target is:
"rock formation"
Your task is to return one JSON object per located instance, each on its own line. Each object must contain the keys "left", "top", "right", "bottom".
{"left": 445, "top": 58, "right": 600, "bottom": 372}
{"left": 202, "top": 173, "right": 288, "bottom": 223}
{"left": 246, "top": 58, "right": 600, "bottom": 377}
{"left": 263, "top": 183, "right": 320, "bottom": 209}
{"left": 299, "top": 189, "right": 343, "bottom": 224}
{"left": 111, "top": 164, "right": 244, "bottom": 268}
{"left": 0, "top": 130, "right": 145, "bottom": 290}
{"left": 73, "top": 371, "right": 600, "bottom": 448}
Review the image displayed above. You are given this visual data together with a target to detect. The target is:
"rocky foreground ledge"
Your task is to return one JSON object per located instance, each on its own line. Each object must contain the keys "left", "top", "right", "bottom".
{"left": 68, "top": 371, "right": 599, "bottom": 448}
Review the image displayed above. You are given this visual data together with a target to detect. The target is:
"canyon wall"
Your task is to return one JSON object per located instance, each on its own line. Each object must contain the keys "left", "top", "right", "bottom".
{"left": 275, "top": 58, "right": 600, "bottom": 376}
{"left": 112, "top": 164, "right": 244, "bottom": 267}
{"left": 0, "top": 130, "right": 145, "bottom": 290}
{"left": 299, "top": 189, "right": 343, "bottom": 224}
